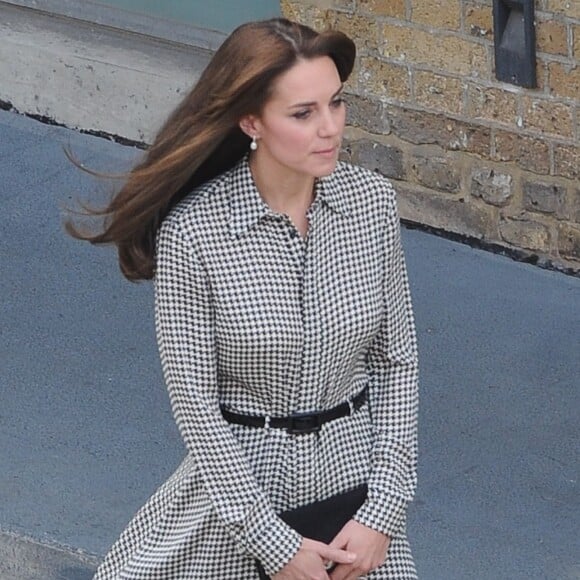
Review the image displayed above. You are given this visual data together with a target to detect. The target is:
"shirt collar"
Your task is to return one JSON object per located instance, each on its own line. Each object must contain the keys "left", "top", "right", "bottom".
{"left": 228, "top": 157, "right": 352, "bottom": 238}
{"left": 228, "top": 157, "right": 273, "bottom": 239}
{"left": 314, "top": 170, "right": 352, "bottom": 218}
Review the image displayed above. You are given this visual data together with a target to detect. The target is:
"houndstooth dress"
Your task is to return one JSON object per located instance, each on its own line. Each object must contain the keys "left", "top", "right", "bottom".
{"left": 93, "top": 157, "right": 419, "bottom": 579}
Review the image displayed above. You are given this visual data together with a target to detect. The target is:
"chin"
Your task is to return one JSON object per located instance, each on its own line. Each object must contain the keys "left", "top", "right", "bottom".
{"left": 313, "top": 159, "right": 339, "bottom": 178}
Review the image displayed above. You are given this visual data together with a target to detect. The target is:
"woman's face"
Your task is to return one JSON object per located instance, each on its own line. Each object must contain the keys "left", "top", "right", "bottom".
{"left": 243, "top": 56, "right": 346, "bottom": 180}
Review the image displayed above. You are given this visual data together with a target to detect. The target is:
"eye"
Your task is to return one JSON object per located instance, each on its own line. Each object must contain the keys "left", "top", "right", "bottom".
{"left": 292, "top": 109, "right": 312, "bottom": 120}
{"left": 330, "top": 97, "right": 345, "bottom": 109}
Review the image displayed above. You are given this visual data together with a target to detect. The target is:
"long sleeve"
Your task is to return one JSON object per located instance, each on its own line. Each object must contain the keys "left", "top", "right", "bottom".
{"left": 154, "top": 217, "right": 302, "bottom": 575}
{"left": 353, "top": 192, "right": 419, "bottom": 538}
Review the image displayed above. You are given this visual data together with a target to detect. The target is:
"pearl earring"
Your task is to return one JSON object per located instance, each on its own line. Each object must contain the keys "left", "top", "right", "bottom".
{"left": 250, "top": 136, "right": 258, "bottom": 151}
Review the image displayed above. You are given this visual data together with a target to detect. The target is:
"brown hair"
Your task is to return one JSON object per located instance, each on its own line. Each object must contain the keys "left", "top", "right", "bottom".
{"left": 67, "top": 18, "right": 355, "bottom": 281}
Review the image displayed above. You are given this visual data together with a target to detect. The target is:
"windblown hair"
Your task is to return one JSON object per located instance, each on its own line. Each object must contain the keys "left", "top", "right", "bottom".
{"left": 67, "top": 18, "right": 356, "bottom": 281}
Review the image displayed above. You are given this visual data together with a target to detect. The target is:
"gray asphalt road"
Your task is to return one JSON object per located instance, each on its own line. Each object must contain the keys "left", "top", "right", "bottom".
{"left": 1, "top": 109, "right": 579, "bottom": 580}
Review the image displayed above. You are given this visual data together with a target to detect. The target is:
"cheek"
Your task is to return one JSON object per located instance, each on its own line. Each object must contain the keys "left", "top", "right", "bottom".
{"left": 265, "top": 121, "right": 314, "bottom": 155}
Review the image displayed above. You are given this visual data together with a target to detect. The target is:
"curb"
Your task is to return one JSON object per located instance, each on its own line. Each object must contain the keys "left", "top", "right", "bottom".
{"left": 0, "top": 532, "right": 99, "bottom": 580}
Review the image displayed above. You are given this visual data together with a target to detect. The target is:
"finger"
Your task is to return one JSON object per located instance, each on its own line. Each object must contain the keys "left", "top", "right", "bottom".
{"left": 343, "top": 569, "right": 362, "bottom": 580}
{"left": 328, "top": 528, "right": 349, "bottom": 550}
{"left": 329, "top": 563, "right": 352, "bottom": 580}
{"left": 332, "top": 564, "right": 364, "bottom": 580}
{"left": 315, "top": 544, "right": 356, "bottom": 565}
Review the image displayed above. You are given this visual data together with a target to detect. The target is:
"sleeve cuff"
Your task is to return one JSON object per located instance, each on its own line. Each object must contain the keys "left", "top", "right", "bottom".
{"left": 238, "top": 505, "right": 302, "bottom": 575}
{"left": 353, "top": 492, "right": 408, "bottom": 538}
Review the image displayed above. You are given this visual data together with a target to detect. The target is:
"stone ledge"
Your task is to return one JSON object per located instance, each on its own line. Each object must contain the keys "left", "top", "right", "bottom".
{"left": 1, "top": 0, "right": 227, "bottom": 51}
{"left": 0, "top": 2, "right": 213, "bottom": 143}
{"left": 0, "top": 531, "right": 99, "bottom": 580}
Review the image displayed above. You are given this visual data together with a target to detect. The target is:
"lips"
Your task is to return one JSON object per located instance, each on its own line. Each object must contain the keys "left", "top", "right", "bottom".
{"left": 313, "top": 146, "right": 338, "bottom": 156}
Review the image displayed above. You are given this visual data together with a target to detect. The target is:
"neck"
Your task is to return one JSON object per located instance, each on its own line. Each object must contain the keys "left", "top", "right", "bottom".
{"left": 249, "top": 152, "right": 315, "bottom": 214}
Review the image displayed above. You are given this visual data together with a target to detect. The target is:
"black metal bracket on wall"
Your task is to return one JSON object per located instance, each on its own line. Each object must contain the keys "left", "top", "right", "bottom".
{"left": 492, "top": 0, "right": 536, "bottom": 88}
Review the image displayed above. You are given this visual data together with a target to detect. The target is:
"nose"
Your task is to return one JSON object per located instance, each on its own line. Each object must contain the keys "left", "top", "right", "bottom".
{"left": 318, "top": 106, "right": 341, "bottom": 138}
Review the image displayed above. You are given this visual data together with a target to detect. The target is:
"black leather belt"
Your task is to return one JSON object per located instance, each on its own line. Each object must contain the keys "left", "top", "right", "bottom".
{"left": 221, "top": 388, "right": 367, "bottom": 434}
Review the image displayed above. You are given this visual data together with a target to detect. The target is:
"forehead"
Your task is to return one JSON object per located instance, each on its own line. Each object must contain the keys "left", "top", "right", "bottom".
{"left": 268, "top": 56, "right": 341, "bottom": 103}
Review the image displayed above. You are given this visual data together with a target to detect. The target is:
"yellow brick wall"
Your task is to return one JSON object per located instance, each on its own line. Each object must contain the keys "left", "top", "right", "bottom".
{"left": 281, "top": 0, "right": 580, "bottom": 273}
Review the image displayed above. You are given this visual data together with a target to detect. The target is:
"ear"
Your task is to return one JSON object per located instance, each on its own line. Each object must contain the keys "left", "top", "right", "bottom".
{"left": 239, "top": 115, "right": 261, "bottom": 139}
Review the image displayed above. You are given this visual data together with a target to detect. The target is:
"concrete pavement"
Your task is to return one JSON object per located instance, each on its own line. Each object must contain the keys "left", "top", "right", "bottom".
{"left": 1, "top": 109, "right": 579, "bottom": 579}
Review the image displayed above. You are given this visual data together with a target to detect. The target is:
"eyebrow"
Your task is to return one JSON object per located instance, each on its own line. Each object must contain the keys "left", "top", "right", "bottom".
{"left": 288, "top": 86, "right": 344, "bottom": 109}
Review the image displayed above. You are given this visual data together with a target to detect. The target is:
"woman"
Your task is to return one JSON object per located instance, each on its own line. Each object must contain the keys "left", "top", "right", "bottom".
{"left": 71, "top": 18, "right": 419, "bottom": 580}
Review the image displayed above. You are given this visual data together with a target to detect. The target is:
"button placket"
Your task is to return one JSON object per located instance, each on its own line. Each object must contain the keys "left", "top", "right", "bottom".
{"left": 268, "top": 214, "right": 305, "bottom": 412}
{"left": 293, "top": 206, "right": 322, "bottom": 413}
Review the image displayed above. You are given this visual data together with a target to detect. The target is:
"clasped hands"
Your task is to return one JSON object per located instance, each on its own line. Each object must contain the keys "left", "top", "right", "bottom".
{"left": 273, "top": 520, "right": 391, "bottom": 580}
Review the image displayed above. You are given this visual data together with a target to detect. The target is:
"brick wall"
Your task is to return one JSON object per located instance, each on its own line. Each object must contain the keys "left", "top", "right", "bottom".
{"left": 281, "top": 0, "right": 580, "bottom": 272}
